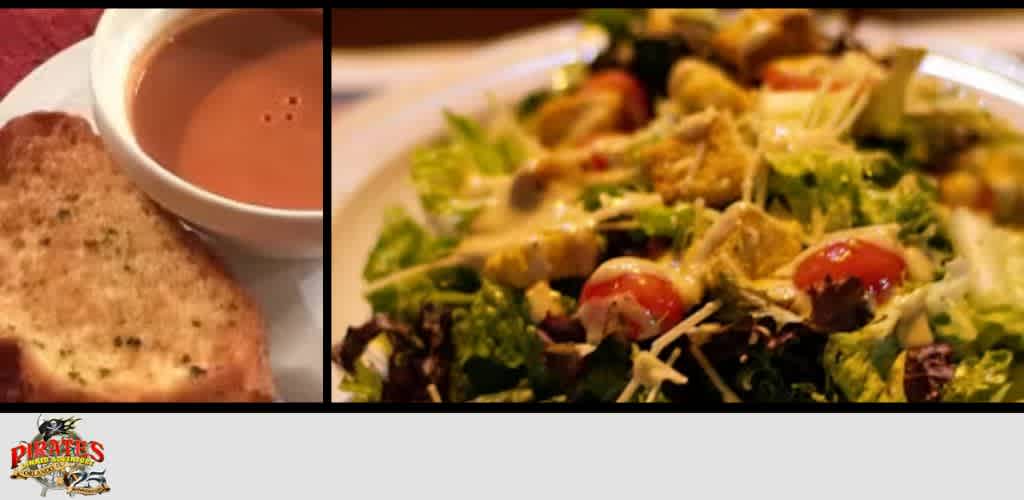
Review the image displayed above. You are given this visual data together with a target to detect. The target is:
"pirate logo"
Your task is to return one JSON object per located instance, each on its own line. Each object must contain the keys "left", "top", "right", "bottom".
{"left": 10, "top": 415, "right": 110, "bottom": 497}
{"left": 38, "top": 418, "right": 81, "bottom": 442}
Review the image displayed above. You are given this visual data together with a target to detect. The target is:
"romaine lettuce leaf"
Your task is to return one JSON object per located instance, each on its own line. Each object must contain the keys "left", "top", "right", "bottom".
{"left": 363, "top": 207, "right": 458, "bottom": 281}
{"left": 450, "top": 281, "right": 546, "bottom": 399}
{"left": 948, "top": 208, "right": 1024, "bottom": 308}
{"left": 931, "top": 299, "right": 1024, "bottom": 357}
{"left": 971, "top": 308, "right": 1024, "bottom": 352}
{"left": 410, "top": 147, "right": 484, "bottom": 232}
{"left": 443, "top": 111, "right": 516, "bottom": 175}
{"left": 338, "top": 334, "right": 393, "bottom": 403}
{"left": 339, "top": 359, "right": 384, "bottom": 403}
{"left": 765, "top": 143, "right": 948, "bottom": 257}
{"left": 765, "top": 148, "right": 869, "bottom": 232}
{"left": 856, "top": 47, "right": 1021, "bottom": 164}
{"left": 929, "top": 300, "right": 980, "bottom": 358}
{"left": 634, "top": 203, "right": 696, "bottom": 247}
{"left": 855, "top": 47, "right": 926, "bottom": 140}
{"left": 362, "top": 207, "right": 475, "bottom": 321}
{"left": 823, "top": 314, "right": 907, "bottom": 402}
{"left": 410, "top": 111, "right": 522, "bottom": 232}
{"left": 366, "top": 273, "right": 476, "bottom": 324}
{"left": 942, "top": 349, "right": 1013, "bottom": 402}
{"left": 924, "top": 210, "right": 1024, "bottom": 357}
{"left": 859, "top": 173, "right": 950, "bottom": 253}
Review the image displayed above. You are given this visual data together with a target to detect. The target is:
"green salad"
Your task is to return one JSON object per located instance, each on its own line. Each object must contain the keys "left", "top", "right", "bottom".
{"left": 334, "top": 8, "right": 1024, "bottom": 403}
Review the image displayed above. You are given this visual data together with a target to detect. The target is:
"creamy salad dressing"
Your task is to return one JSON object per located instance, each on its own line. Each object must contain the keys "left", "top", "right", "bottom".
{"left": 588, "top": 257, "right": 704, "bottom": 306}
{"left": 456, "top": 190, "right": 661, "bottom": 264}
{"left": 467, "top": 177, "right": 585, "bottom": 236}
{"left": 364, "top": 157, "right": 662, "bottom": 295}
{"left": 578, "top": 295, "right": 662, "bottom": 344}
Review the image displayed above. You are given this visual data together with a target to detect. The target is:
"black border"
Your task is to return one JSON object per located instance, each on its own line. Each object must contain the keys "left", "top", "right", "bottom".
{"left": 323, "top": 6, "right": 333, "bottom": 406}
{"left": 6, "top": 402, "right": 1024, "bottom": 412}
{"left": 4, "top": 7, "right": 1024, "bottom": 411}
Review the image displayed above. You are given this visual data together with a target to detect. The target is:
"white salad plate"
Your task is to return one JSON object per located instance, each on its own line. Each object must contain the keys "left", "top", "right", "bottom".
{"left": 330, "top": 20, "right": 1024, "bottom": 401}
{"left": 0, "top": 37, "right": 325, "bottom": 402}
{"left": 332, "top": 42, "right": 478, "bottom": 98}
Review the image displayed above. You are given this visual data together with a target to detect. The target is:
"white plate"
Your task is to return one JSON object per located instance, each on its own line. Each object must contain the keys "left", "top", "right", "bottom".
{"left": 330, "top": 21, "right": 1024, "bottom": 402}
{"left": 0, "top": 37, "right": 324, "bottom": 402}
{"left": 332, "top": 42, "right": 476, "bottom": 96}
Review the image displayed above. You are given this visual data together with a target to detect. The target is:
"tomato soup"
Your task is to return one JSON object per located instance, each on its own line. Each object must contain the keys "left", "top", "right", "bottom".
{"left": 130, "top": 9, "right": 323, "bottom": 211}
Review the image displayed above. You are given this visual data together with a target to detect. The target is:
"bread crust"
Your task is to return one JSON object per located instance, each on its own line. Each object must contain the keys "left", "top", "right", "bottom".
{"left": 0, "top": 112, "right": 275, "bottom": 402}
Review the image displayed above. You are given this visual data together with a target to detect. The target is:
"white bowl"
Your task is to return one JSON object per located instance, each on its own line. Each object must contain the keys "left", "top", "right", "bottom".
{"left": 91, "top": 8, "right": 323, "bottom": 259}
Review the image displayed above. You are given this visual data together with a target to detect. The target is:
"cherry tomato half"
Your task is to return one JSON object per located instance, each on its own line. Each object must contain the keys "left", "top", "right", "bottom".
{"left": 580, "top": 69, "right": 651, "bottom": 130}
{"left": 580, "top": 272, "right": 686, "bottom": 340}
{"left": 794, "top": 239, "right": 907, "bottom": 302}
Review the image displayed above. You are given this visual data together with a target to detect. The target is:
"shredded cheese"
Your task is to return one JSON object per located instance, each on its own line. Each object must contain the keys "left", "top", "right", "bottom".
{"left": 615, "top": 301, "right": 721, "bottom": 403}
{"left": 651, "top": 301, "right": 722, "bottom": 356}
{"left": 646, "top": 347, "right": 684, "bottom": 403}
{"left": 802, "top": 75, "right": 835, "bottom": 130}
{"left": 427, "top": 384, "right": 442, "bottom": 403}
{"left": 735, "top": 286, "right": 806, "bottom": 325}
{"left": 633, "top": 348, "right": 688, "bottom": 386}
{"left": 689, "top": 202, "right": 748, "bottom": 263}
{"left": 830, "top": 77, "right": 874, "bottom": 136}
{"left": 821, "top": 78, "right": 860, "bottom": 132}
{"left": 616, "top": 380, "right": 643, "bottom": 404}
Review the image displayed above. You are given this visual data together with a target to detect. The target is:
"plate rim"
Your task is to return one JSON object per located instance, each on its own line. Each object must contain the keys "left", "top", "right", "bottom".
{"left": 0, "top": 36, "right": 95, "bottom": 119}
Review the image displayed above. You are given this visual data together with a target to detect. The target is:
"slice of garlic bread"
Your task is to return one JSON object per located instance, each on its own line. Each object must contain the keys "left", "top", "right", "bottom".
{"left": 0, "top": 112, "right": 274, "bottom": 402}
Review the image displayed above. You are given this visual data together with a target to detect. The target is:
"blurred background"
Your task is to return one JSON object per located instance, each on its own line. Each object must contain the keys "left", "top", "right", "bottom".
{"left": 332, "top": 8, "right": 576, "bottom": 46}
{"left": 332, "top": 8, "right": 1024, "bottom": 110}
{"left": 331, "top": 9, "right": 1024, "bottom": 47}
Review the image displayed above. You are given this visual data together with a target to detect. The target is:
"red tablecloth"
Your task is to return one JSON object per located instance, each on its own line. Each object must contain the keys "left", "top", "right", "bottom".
{"left": 0, "top": 8, "right": 103, "bottom": 98}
